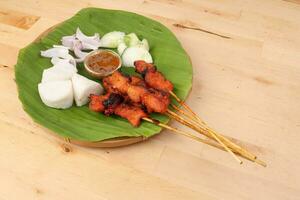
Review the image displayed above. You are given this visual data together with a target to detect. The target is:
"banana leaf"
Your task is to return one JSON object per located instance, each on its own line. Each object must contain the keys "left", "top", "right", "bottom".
{"left": 15, "top": 8, "right": 192, "bottom": 142}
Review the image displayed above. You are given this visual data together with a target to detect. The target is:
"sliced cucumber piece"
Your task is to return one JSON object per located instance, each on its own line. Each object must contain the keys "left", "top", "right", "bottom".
{"left": 124, "top": 33, "right": 140, "bottom": 47}
{"left": 136, "top": 39, "right": 149, "bottom": 51}
{"left": 122, "top": 47, "right": 153, "bottom": 67}
{"left": 117, "top": 42, "right": 127, "bottom": 55}
{"left": 100, "top": 31, "right": 125, "bottom": 48}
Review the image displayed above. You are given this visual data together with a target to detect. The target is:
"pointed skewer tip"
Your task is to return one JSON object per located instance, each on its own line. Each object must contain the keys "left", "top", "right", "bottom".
{"left": 255, "top": 159, "right": 267, "bottom": 167}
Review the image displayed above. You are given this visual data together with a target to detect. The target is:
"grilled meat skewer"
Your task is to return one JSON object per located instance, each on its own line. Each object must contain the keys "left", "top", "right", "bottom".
{"left": 102, "top": 71, "right": 170, "bottom": 113}
{"left": 134, "top": 60, "right": 173, "bottom": 92}
{"left": 89, "top": 93, "right": 147, "bottom": 126}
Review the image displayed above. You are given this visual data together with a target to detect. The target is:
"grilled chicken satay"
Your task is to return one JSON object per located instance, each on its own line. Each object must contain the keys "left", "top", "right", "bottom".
{"left": 102, "top": 71, "right": 170, "bottom": 113}
{"left": 89, "top": 92, "right": 124, "bottom": 115}
{"left": 129, "top": 76, "right": 146, "bottom": 87}
{"left": 89, "top": 93, "right": 148, "bottom": 126}
{"left": 134, "top": 60, "right": 156, "bottom": 75}
{"left": 103, "top": 93, "right": 124, "bottom": 115}
{"left": 114, "top": 103, "right": 148, "bottom": 126}
{"left": 141, "top": 88, "right": 170, "bottom": 113}
{"left": 89, "top": 93, "right": 110, "bottom": 112}
{"left": 129, "top": 75, "right": 171, "bottom": 113}
{"left": 134, "top": 60, "right": 173, "bottom": 92}
{"left": 102, "top": 71, "right": 129, "bottom": 94}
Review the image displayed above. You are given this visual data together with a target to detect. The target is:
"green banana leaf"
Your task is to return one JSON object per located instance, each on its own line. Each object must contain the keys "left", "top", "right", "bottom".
{"left": 15, "top": 8, "right": 193, "bottom": 142}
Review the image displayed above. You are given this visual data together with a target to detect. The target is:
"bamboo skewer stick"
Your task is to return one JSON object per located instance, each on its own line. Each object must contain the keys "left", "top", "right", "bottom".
{"left": 143, "top": 117, "right": 222, "bottom": 149}
{"left": 170, "top": 103, "right": 257, "bottom": 161}
{"left": 143, "top": 117, "right": 266, "bottom": 166}
{"left": 169, "top": 91, "right": 258, "bottom": 160}
{"left": 167, "top": 108, "right": 267, "bottom": 166}
{"left": 169, "top": 91, "right": 205, "bottom": 124}
{"left": 144, "top": 118, "right": 243, "bottom": 157}
{"left": 133, "top": 63, "right": 265, "bottom": 166}
{"left": 165, "top": 111, "right": 267, "bottom": 166}
{"left": 171, "top": 103, "right": 205, "bottom": 127}
{"left": 166, "top": 109, "right": 248, "bottom": 158}
{"left": 205, "top": 130, "right": 243, "bottom": 164}
{"left": 165, "top": 110, "right": 243, "bottom": 164}
{"left": 167, "top": 109, "right": 222, "bottom": 143}
{"left": 169, "top": 91, "right": 249, "bottom": 157}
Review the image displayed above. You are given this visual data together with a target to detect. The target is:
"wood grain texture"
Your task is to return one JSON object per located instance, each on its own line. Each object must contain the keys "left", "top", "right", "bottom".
{"left": 0, "top": 0, "right": 300, "bottom": 199}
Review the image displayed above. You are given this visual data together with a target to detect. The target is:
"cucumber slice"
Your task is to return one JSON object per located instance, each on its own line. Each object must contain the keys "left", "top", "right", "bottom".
{"left": 100, "top": 31, "right": 125, "bottom": 48}
{"left": 124, "top": 33, "right": 140, "bottom": 47}
{"left": 122, "top": 47, "right": 153, "bottom": 67}
{"left": 117, "top": 42, "right": 127, "bottom": 55}
{"left": 136, "top": 39, "right": 149, "bottom": 51}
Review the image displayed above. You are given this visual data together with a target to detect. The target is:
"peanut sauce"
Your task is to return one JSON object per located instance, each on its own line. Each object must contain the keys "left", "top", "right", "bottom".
{"left": 87, "top": 51, "right": 120, "bottom": 74}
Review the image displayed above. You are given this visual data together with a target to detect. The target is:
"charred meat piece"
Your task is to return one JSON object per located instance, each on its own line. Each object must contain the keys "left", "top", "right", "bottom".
{"left": 89, "top": 93, "right": 110, "bottom": 112}
{"left": 89, "top": 94, "right": 146, "bottom": 127}
{"left": 134, "top": 60, "right": 173, "bottom": 92}
{"left": 89, "top": 92, "right": 124, "bottom": 115}
{"left": 89, "top": 70, "right": 171, "bottom": 126}
{"left": 145, "top": 71, "right": 173, "bottom": 92}
{"left": 127, "top": 85, "right": 147, "bottom": 103}
{"left": 102, "top": 78, "right": 116, "bottom": 93}
{"left": 141, "top": 89, "right": 170, "bottom": 113}
{"left": 103, "top": 93, "right": 124, "bottom": 115}
{"left": 104, "top": 71, "right": 147, "bottom": 103}
{"left": 149, "top": 88, "right": 171, "bottom": 106}
{"left": 129, "top": 75, "right": 146, "bottom": 87}
{"left": 102, "top": 71, "right": 130, "bottom": 94}
{"left": 114, "top": 103, "right": 148, "bottom": 127}
{"left": 101, "top": 70, "right": 171, "bottom": 114}
{"left": 134, "top": 60, "right": 156, "bottom": 76}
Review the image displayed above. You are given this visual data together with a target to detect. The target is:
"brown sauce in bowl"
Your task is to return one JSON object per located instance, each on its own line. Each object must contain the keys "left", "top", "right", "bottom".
{"left": 84, "top": 50, "right": 121, "bottom": 78}
{"left": 87, "top": 51, "right": 120, "bottom": 73}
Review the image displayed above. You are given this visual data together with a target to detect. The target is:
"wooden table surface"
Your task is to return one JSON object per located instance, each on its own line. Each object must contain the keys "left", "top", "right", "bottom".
{"left": 1, "top": 0, "right": 300, "bottom": 199}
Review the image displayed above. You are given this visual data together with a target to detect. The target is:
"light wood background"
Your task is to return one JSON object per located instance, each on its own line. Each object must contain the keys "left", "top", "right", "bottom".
{"left": 0, "top": 0, "right": 300, "bottom": 199}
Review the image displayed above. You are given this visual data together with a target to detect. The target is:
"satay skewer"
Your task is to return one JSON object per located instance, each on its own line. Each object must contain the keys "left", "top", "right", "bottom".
{"left": 143, "top": 117, "right": 222, "bottom": 148}
{"left": 166, "top": 109, "right": 247, "bottom": 157}
{"left": 170, "top": 93, "right": 244, "bottom": 150}
{"left": 166, "top": 109, "right": 266, "bottom": 167}
{"left": 170, "top": 103, "right": 258, "bottom": 161}
{"left": 169, "top": 91, "right": 205, "bottom": 124}
{"left": 102, "top": 65, "right": 265, "bottom": 166}
{"left": 170, "top": 104, "right": 246, "bottom": 162}
{"left": 133, "top": 61, "right": 243, "bottom": 162}
{"left": 143, "top": 117, "right": 266, "bottom": 166}
{"left": 134, "top": 61, "right": 252, "bottom": 159}
{"left": 165, "top": 110, "right": 243, "bottom": 164}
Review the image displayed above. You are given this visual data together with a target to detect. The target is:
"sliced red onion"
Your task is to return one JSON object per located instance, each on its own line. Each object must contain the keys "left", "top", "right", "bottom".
{"left": 81, "top": 41, "right": 99, "bottom": 50}
{"left": 61, "top": 35, "right": 76, "bottom": 50}
{"left": 53, "top": 45, "right": 70, "bottom": 50}
{"left": 43, "top": 28, "right": 102, "bottom": 64}
{"left": 74, "top": 57, "right": 85, "bottom": 63}
{"left": 76, "top": 27, "right": 100, "bottom": 48}
{"left": 73, "top": 40, "right": 89, "bottom": 62}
